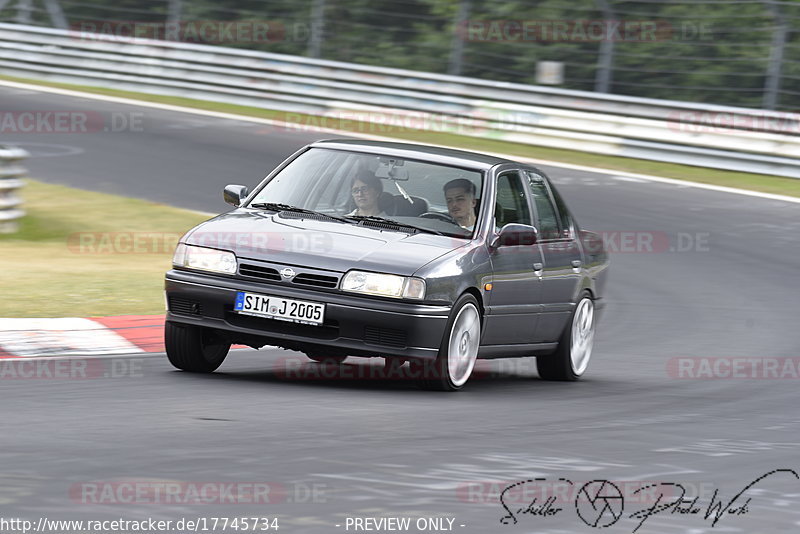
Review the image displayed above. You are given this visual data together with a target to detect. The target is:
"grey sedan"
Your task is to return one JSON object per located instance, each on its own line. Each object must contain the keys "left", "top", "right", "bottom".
{"left": 164, "top": 139, "right": 609, "bottom": 390}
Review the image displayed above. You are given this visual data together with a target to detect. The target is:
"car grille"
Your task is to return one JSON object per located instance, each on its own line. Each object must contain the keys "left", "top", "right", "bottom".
{"left": 238, "top": 263, "right": 281, "bottom": 281}
{"left": 238, "top": 263, "right": 340, "bottom": 289}
{"left": 169, "top": 296, "right": 202, "bottom": 316}
{"left": 292, "top": 273, "right": 339, "bottom": 289}
{"left": 364, "top": 326, "right": 407, "bottom": 348}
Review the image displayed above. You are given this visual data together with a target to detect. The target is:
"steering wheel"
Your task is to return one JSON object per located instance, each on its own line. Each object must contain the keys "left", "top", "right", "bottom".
{"left": 419, "top": 211, "right": 458, "bottom": 225}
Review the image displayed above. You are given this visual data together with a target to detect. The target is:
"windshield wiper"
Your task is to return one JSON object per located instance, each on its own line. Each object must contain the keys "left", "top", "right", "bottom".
{"left": 249, "top": 203, "right": 349, "bottom": 223}
{"left": 345, "top": 215, "right": 446, "bottom": 236}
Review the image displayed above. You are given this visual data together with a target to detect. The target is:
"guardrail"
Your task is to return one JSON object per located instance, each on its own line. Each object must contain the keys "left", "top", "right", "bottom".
{"left": 0, "top": 144, "right": 27, "bottom": 234}
{"left": 1, "top": 23, "right": 799, "bottom": 178}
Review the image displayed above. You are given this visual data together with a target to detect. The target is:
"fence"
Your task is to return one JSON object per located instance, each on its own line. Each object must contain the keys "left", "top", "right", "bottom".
{"left": 1, "top": 0, "right": 799, "bottom": 110}
{"left": 0, "top": 22, "right": 799, "bottom": 178}
{"left": 0, "top": 144, "right": 27, "bottom": 233}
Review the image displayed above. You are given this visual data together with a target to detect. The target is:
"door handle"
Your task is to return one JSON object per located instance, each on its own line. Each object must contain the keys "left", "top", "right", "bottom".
{"left": 571, "top": 260, "right": 582, "bottom": 268}
{"left": 533, "top": 262, "right": 543, "bottom": 272}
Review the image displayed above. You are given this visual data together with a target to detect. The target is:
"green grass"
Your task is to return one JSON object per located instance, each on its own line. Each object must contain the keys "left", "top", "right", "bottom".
{"left": 0, "top": 179, "right": 207, "bottom": 317}
{"left": 3, "top": 73, "right": 799, "bottom": 198}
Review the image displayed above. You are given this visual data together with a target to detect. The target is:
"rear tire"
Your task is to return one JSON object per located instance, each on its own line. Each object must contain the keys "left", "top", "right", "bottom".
{"left": 537, "top": 291, "right": 595, "bottom": 381}
{"left": 165, "top": 321, "right": 230, "bottom": 373}
{"left": 419, "top": 294, "right": 481, "bottom": 391}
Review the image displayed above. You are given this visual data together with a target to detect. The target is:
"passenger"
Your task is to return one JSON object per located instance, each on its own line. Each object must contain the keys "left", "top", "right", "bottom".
{"left": 443, "top": 178, "right": 477, "bottom": 230}
{"left": 347, "top": 171, "right": 387, "bottom": 217}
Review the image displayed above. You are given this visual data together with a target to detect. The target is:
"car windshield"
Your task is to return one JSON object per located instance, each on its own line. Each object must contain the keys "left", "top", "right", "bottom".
{"left": 247, "top": 148, "right": 484, "bottom": 238}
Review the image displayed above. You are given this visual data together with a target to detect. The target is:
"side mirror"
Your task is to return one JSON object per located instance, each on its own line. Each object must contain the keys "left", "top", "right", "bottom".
{"left": 223, "top": 184, "right": 249, "bottom": 207}
{"left": 491, "top": 223, "right": 538, "bottom": 248}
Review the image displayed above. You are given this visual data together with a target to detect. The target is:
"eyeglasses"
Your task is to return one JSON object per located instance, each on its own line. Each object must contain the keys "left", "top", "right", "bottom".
{"left": 351, "top": 186, "right": 373, "bottom": 195}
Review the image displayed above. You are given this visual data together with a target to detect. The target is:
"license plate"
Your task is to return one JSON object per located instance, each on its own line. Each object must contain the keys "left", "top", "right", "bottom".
{"left": 233, "top": 292, "right": 325, "bottom": 326}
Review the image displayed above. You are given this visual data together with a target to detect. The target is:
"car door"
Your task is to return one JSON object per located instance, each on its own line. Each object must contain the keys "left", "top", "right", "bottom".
{"left": 523, "top": 169, "right": 584, "bottom": 343}
{"left": 483, "top": 170, "right": 544, "bottom": 346}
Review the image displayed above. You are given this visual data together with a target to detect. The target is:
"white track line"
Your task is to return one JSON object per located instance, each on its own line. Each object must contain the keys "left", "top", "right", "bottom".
{"left": 1, "top": 78, "right": 798, "bottom": 206}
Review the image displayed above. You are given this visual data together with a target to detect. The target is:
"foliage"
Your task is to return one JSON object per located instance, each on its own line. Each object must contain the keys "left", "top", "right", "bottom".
{"left": 1, "top": 0, "right": 798, "bottom": 109}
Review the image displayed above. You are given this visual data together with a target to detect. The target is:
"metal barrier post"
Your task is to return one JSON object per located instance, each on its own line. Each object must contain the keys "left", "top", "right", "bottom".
{"left": 763, "top": 0, "right": 787, "bottom": 110}
{"left": 0, "top": 145, "right": 28, "bottom": 234}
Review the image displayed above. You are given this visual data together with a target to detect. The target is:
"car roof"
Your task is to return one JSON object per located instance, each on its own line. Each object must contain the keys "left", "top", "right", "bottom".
{"left": 309, "top": 139, "right": 517, "bottom": 170}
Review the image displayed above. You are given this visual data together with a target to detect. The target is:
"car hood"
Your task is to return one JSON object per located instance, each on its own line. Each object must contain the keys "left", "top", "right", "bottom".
{"left": 184, "top": 210, "right": 466, "bottom": 276}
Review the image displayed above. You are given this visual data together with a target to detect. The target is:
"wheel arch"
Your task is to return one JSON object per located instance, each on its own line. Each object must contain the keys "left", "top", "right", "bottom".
{"left": 461, "top": 286, "right": 485, "bottom": 320}
{"left": 576, "top": 275, "right": 596, "bottom": 302}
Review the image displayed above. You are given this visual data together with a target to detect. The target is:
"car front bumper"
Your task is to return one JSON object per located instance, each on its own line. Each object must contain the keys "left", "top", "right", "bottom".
{"left": 165, "top": 270, "right": 451, "bottom": 360}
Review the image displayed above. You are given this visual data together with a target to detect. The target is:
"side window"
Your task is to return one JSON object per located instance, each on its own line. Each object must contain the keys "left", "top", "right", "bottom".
{"left": 494, "top": 172, "right": 532, "bottom": 229}
{"left": 524, "top": 171, "right": 560, "bottom": 240}
{"left": 549, "top": 184, "right": 574, "bottom": 239}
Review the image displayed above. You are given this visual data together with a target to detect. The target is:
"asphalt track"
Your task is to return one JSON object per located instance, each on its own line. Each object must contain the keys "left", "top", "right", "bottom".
{"left": 2, "top": 83, "right": 800, "bottom": 533}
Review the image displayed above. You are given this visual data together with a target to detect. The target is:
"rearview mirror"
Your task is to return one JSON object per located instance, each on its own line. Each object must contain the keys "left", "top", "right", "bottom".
{"left": 223, "top": 184, "right": 249, "bottom": 207}
{"left": 491, "top": 223, "right": 538, "bottom": 248}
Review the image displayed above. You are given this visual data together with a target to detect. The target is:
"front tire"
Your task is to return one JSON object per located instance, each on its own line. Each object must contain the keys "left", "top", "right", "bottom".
{"left": 165, "top": 321, "right": 230, "bottom": 373}
{"left": 537, "top": 292, "right": 595, "bottom": 381}
{"left": 420, "top": 294, "right": 481, "bottom": 391}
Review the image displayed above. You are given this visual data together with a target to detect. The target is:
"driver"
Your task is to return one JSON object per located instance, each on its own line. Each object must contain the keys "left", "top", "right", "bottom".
{"left": 443, "top": 178, "right": 477, "bottom": 230}
{"left": 347, "top": 171, "right": 387, "bottom": 217}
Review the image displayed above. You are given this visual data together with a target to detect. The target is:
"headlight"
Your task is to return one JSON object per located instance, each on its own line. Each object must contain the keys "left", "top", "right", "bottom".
{"left": 341, "top": 271, "right": 426, "bottom": 299}
{"left": 172, "top": 243, "right": 237, "bottom": 274}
